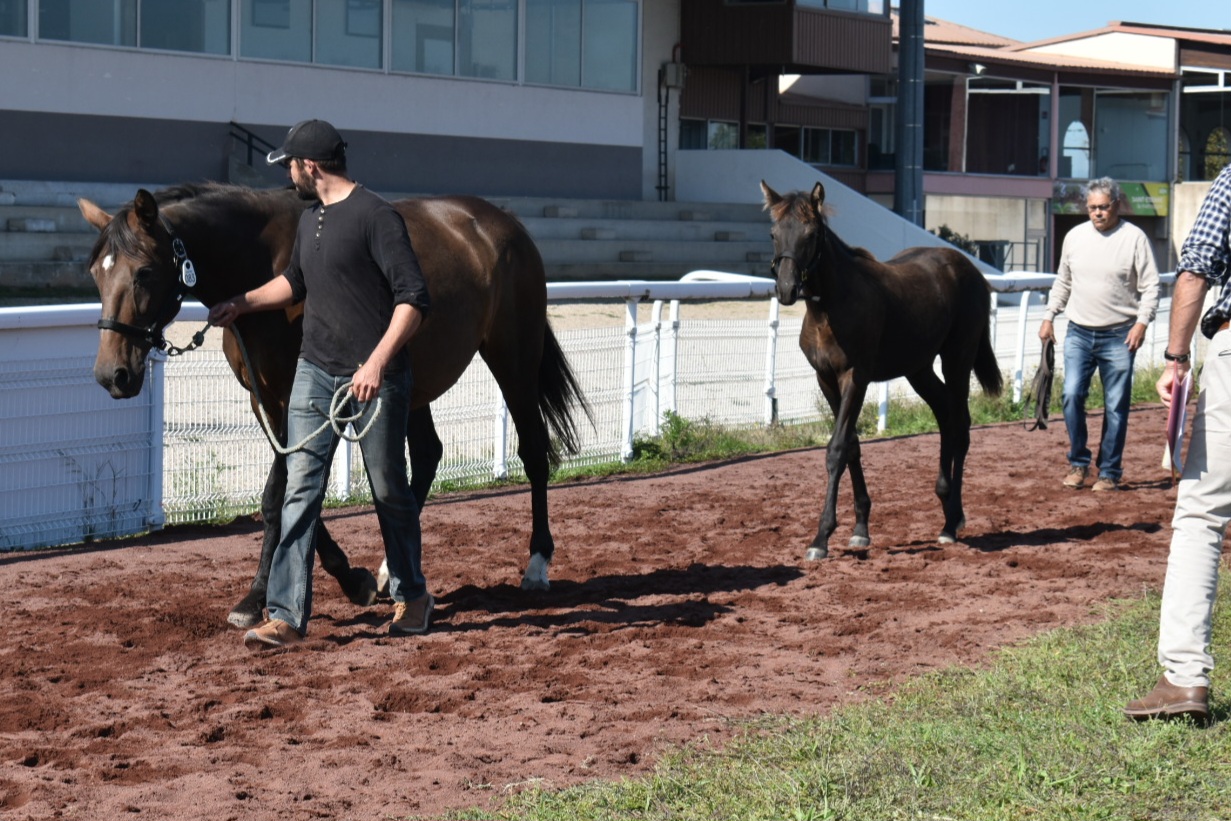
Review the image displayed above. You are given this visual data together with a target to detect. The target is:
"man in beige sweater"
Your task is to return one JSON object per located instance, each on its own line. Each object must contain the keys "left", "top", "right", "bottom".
{"left": 1038, "top": 177, "right": 1160, "bottom": 492}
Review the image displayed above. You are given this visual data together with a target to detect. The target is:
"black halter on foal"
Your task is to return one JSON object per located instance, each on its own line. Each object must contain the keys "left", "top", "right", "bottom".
{"left": 96, "top": 227, "right": 208, "bottom": 357}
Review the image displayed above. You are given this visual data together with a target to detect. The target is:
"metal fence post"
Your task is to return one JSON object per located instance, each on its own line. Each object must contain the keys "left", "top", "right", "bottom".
{"left": 764, "top": 297, "right": 780, "bottom": 425}
{"left": 1013, "top": 291, "right": 1032, "bottom": 403}
{"left": 650, "top": 300, "right": 665, "bottom": 436}
{"left": 147, "top": 351, "right": 167, "bottom": 531}
{"left": 621, "top": 297, "right": 638, "bottom": 461}
{"left": 493, "top": 394, "right": 509, "bottom": 479}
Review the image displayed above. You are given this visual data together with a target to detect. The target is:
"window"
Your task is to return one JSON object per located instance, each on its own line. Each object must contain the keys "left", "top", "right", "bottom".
{"left": 458, "top": 0, "right": 517, "bottom": 80}
{"left": 1, "top": 0, "right": 28, "bottom": 37}
{"left": 242, "top": 0, "right": 311, "bottom": 61}
{"left": 40, "top": 0, "right": 228, "bottom": 54}
{"left": 317, "top": 0, "right": 382, "bottom": 68}
{"left": 242, "top": 0, "right": 381, "bottom": 67}
{"left": 801, "top": 127, "right": 856, "bottom": 166}
{"left": 392, "top": 0, "right": 455, "bottom": 75}
{"left": 679, "top": 119, "right": 707, "bottom": 150}
{"left": 1206, "top": 126, "right": 1231, "bottom": 181}
{"left": 525, "top": 0, "right": 636, "bottom": 90}
{"left": 795, "top": 0, "right": 888, "bottom": 14}
{"left": 526, "top": 0, "right": 581, "bottom": 86}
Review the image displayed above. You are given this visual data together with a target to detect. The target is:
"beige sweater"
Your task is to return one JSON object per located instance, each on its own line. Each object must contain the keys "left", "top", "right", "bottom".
{"left": 1044, "top": 219, "right": 1160, "bottom": 328}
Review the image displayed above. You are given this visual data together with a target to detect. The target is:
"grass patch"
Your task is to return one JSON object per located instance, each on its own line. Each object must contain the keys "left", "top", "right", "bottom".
{"left": 442, "top": 591, "right": 1231, "bottom": 821}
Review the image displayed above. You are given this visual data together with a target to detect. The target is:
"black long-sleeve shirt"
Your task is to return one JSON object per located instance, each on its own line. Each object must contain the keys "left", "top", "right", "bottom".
{"left": 284, "top": 185, "right": 430, "bottom": 376}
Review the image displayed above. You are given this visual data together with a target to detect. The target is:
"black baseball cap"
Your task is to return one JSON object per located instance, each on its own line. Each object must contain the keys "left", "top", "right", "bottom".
{"left": 266, "top": 119, "right": 347, "bottom": 165}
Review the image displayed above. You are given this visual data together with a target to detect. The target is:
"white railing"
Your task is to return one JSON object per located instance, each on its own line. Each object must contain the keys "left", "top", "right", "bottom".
{"left": 0, "top": 271, "right": 1177, "bottom": 550}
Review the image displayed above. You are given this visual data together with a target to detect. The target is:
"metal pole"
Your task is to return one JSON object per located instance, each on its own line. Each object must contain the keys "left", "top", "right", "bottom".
{"left": 894, "top": 0, "right": 925, "bottom": 227}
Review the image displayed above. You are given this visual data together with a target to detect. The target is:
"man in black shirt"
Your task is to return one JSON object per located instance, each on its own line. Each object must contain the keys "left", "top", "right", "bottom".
{"left": 209, "top": 119, "right": 434, "bottom": 649}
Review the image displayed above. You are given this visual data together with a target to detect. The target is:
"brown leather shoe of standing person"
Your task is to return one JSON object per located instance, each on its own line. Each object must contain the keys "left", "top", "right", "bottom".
{"left": 1062, "top": 466, "right": 1089, "bottom": 489}
{"left": 1091, "top": 476, "right": 1119, "bottom": 492}
{"left": 390, "top": 593, "right": 434, "bottom": 636}
{"left": 1124, "top": 675, "right": 1210, "bottom": 723}
{"left": 243, "top": 618, "right": 303, "bottom": 652}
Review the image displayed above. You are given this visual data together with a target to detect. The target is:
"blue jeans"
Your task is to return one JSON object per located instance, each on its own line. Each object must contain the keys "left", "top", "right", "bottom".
{"left": 1062, "top": 321, "right": 1135, "bottom": 482}
{"left": 267, "top": 359, "right": 425, "bottom": 635}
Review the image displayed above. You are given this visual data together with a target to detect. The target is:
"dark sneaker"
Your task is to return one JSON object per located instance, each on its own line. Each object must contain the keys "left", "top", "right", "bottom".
{"left": 1091, "top": 476, "right": 1119, "bottom": 492}
{"left": 1124, "top": 675, "right": 1209, "bottom": 723}
{"left": 390, "top": 593, "right": 434, "bottom": 636}
{"left": 1062, "top": 466, "right": 1089, "bottom": 489}
{"left": 243, "top": 618, "right": 303, "bottom": 652}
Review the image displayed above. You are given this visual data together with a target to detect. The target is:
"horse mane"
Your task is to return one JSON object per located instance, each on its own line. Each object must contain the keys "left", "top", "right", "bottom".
{"left": 766, "top": 190, "right": 876, "bottom": 263}
{"left": 88, "top": 182, "right": 287, "bottom": 267}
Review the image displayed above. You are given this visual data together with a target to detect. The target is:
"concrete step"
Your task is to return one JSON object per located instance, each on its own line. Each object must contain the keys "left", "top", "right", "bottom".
{"left": 0, "top": 204, "right": 95, "bottom": 233}
{"left": 0, "top": 231, "right": 95, "bottom": 263}
{"left": 0, "top": 260, "right": 94, "bottom": 289}
{"left": 533, "top": 238, "right": 771, "bottom": 264}
{"left": 520, "top": 216, "right": 770, "bottom": 243}
{"left": 544, "top": 260, "right": 768, "bottom": 281}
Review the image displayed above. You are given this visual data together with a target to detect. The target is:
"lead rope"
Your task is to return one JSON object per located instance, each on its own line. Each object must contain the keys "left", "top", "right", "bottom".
{"left": 229, "top": 323, "right": 382, "bottom": 455}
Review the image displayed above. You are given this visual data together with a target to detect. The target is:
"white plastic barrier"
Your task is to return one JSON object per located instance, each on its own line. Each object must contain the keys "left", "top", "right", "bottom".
{"left": 0, "top": 271, "right": 1177, "bottom": 550}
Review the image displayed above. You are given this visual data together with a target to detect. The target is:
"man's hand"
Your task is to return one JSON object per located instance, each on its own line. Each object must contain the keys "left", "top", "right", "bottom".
{"left": 1126, "top": 322, "right": 1147, "bottom": 353}
{"left": 208, "top": 298, "right": 242, "bottom": 328}
{"left": 1157, "top": 360, "right": 1190, "bottom": 407}
{"left": 349, "top": 360, "right": 383, "bottom": 404}
{"left": 1038, "top": 319, "right": 1056, "bottom": 344}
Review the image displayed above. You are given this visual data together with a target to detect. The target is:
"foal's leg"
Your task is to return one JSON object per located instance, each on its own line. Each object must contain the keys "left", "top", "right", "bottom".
{"left": 817, "top": 379, "right": 871, "bottom": 552}
{"left": 503, "top": 392, "right": 556, "bottom": 591}
{"left": 808, "top": 378, "right": 869, "bottom": 560}
{"left": 905, "top": 368, "right": 966, "bottom": 542}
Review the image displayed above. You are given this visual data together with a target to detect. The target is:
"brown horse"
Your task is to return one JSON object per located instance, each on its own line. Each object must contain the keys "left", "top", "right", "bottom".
{"left": 760, "top": 181, "right": 1002, "bottom": 558}
{"left": 78, "top": 183, "right": 588, "bottom": 627}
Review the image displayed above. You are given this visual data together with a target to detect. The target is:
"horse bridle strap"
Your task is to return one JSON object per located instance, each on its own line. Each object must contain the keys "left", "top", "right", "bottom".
{"left": 96, "top": 224, "right": 209, "bottom": 357}
{"left": 770, "top": 250, "right": 821, "bottom": 297}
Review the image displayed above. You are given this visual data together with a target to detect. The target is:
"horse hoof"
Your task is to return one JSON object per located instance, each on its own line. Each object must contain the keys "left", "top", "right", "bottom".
{"left": 937, "top": 532, "right": 957, "bottom": 545}
{"left": 375, "top": 559, "right": 390, "bottom": 598}
{"left": 848, "top": 535, "right": 871, "bottom": 548}
{"left": 804, "top": 546, "right": 829, "bottom": 561}
{"left": 227, "top": 606, "right": 262, "bottom": 630}
{"left": 520, "top": 553, "right": 551, "bottom": 591}
{"left": 345, "top": 567, "right": 379, "bottom": 607}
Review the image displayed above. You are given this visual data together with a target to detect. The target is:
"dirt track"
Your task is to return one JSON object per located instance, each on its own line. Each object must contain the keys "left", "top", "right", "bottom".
{"left": 0, "top": 405, "right": 1181, "bottom": 819}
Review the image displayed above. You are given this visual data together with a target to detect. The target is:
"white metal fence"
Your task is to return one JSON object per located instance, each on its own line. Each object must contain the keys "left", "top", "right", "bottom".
{"left": 0, "top": 272, "right": 1176, "bottom": 550}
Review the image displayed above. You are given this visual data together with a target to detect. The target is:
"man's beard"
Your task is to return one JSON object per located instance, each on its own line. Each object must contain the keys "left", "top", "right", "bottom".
{"left": 293, "top": 175, "right": 319, "bottom": 201}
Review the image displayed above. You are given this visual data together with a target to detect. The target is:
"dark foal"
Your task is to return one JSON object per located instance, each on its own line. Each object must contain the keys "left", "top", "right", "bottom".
{"left": 761, "top": 180, "right": 1003, "bottom": 558}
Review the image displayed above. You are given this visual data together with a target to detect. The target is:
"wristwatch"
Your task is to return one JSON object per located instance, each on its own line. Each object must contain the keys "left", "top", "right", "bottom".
{"left": 1164, "top": 350, "right": 1190, "bottom": 363}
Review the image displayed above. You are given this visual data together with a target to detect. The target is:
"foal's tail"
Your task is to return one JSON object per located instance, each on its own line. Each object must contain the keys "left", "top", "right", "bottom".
{"left": 539, "top": 324, "right": 594, "bottom": 468}
{"left": 974, "top": 322, "right": 1004, "bottom": 397}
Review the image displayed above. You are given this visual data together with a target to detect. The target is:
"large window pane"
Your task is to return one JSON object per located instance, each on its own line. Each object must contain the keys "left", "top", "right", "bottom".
{"left": 1094, "top": 90, "right": 1168, "bottom": 180}
{"left": 40, "top": 0, "right": 136, "bottom": 46}
{"left": 316, "top": 0, "right": 381, "bottom": 68}
{"left": 141, "top": 0, "right": 230, "bottom": 55}
{"left": 458, "top": 0, "right": 515, "bottom": 81}
{"left": 241, "top": 0, "right": 311, "bottom": 62}
{"left": 582, "top": 0, "right": 635, "bottom": 91}
{"left": 392, "top": 0, "right": 454, "bottom": 74}
{"left": 526, "top": 0, "right": 580, "bottom": 87}
{"left": 0, "top": 0, "right": 28, "bottom": 37}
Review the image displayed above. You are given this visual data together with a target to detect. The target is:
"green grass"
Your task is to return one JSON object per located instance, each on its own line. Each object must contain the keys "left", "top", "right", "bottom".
{"left": 434, "top": 591, "right": 1230, "bottom": 821}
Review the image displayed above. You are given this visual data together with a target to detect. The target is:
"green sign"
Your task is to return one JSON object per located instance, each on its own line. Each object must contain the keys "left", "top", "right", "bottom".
{"left": 1052, "top": 181, "right": 1169, "bottom": 217}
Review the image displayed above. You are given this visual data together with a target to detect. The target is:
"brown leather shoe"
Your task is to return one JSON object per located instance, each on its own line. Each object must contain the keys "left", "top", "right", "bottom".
{"left": 390, "top": 593, "right": 434, "bottom": 636}
{"left": 1091, "top": 476, "right": 1119, "bottom": 492}
{"left": 243, "top": 618, "right": 303, "bottom": 652}
{"left": 1062, "top": 466, "right": 1089, "bottom": 489}
{"left": 1124, "top": 675, "right": 1209, "bottom": 722}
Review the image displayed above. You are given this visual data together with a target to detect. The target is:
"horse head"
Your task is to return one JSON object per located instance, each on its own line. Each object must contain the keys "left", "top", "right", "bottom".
{"left": 78, "top": 189, "right": 189, "bottom": 398}
{"left": 760, "top": 180, "right": 828, "bottom": 306}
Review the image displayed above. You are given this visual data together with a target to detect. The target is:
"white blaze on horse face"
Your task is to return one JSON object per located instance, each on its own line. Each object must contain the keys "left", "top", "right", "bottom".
{"left": 102, "top": 254, "right": 115, "bottom": 273}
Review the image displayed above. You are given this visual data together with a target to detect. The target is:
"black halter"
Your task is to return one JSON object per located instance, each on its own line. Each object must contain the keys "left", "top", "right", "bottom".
{"left": 96, "top": 226, "right": 208, "bottom": 356}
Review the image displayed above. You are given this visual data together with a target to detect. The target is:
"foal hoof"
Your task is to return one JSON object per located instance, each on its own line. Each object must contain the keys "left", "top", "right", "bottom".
{"left": 848, "top": 535, "right": 871, "bottom": 548}
{"left": 937, "top": 517, "right": 966, "bottom": 545}
{"left": 804, "top": 546, "right": 829, "bottom": 561}
{"left": 344, "top": 567, "right": 379, "bottom": 607}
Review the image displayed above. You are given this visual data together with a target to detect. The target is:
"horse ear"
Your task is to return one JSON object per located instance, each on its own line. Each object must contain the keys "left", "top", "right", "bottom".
{"left": 759, "top": 180, "right": 781, "bottom": 210}
{"left": 810, "top": 182, "right": 826, "bottom": 213}
{"left": 77, "top": 198, "right": 113, "bottom": 232}
{"left": 132, "top": 189, "right": 160, "bottom": 229}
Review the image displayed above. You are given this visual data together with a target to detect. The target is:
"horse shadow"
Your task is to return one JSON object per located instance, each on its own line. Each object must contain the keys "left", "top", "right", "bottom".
{"left": 959, "top": 520, "right": 1163, "bottom": 553}
{"left": 325, "top": 562, "right": 805, "bottom": 641}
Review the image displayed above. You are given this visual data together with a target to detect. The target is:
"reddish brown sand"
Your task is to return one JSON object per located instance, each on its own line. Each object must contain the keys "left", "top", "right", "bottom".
{"left": 0, "top": 406, "right": 1181, "bottom": 820}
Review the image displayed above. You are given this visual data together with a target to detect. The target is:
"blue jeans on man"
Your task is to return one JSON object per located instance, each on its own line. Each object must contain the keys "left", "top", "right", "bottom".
{"left": 266, "top": 358, "right": 425, "bottom": 635}
{"left": 1062, "top": 321, "right": 1135, "bottom": 482}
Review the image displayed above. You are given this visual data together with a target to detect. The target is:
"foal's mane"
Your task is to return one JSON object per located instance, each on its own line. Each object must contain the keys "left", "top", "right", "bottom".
{"left": 767, "top": 190, "right": 875, "bottom": 263}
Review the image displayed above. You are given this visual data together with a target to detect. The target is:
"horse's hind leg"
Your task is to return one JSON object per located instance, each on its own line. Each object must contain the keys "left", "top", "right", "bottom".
{"left": 906, "top": 367, "right": 966, "bottom": 543}
{"left": 505, "top": 395, "right": 555, "bottom": 590}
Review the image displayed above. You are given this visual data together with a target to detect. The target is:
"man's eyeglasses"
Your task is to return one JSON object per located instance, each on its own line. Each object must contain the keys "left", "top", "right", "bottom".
{"left": 1087, "top": 203, "right": 1115, "bottom": 212}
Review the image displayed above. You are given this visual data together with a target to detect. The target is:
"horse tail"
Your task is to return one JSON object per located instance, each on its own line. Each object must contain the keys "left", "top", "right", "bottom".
{"left": 973, "top": 322, "right": 1003, "bottom": 397}
{"left": 538, "top": 323, "right": 593, "bottom": 468}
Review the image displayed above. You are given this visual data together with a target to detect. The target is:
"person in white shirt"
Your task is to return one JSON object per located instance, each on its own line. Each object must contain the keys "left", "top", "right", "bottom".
{"left": 1038, "top": 177, "right": 1160, "bottom": 492}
